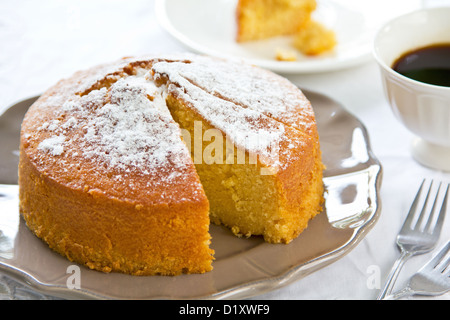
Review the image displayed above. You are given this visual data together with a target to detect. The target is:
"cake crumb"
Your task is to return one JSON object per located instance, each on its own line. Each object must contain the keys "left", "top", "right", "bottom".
{"left": 275, "top": 47, "right": 298, "bottom": 61}
{"left": 293, "top": 20, "right": 336, "bottom": 56}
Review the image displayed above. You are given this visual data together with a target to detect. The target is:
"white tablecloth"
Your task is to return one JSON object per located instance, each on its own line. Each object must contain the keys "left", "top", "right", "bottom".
{"left": 0, "top": 0, "right": 449, "bottom": 300}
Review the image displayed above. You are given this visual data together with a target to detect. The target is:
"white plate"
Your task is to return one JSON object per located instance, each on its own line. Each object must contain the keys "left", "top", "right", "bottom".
{"left": 155, "top": 0, "right": 422, "bottom": 74}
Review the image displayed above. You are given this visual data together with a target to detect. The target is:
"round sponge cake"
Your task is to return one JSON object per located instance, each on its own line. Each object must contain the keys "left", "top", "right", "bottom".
{"left": 19, "top": 54, "right": 324, "bottom": 275}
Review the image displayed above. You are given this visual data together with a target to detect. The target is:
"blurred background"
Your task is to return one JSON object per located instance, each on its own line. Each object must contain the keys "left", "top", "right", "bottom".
{"left": 0, "top": 0, "right": 183, "bottom": 113}
{"left": 2, "top": 0, "right": 448, "bottom": 112}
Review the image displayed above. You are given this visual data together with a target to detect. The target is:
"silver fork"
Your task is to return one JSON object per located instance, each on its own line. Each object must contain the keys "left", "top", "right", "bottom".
{"left": 383, "top": 241, "right": 450, "bottom": 300}
{"left": 377, "top": 179, "right": 449, "bottom": 300}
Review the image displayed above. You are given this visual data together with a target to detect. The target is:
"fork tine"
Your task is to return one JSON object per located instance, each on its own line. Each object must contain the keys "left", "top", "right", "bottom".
{"left": 401, "top": 179, "right": 426, "bottom": 231}
{"left": 429, "top": 183, "right": 449, "bottom": 237}
{"left": 414, "top": 180, "right": 434, "bottom": 229}
{"left": 423, "top": 241, "right": 450, "bottom": 272}
{"left": 424, "top": 182, "right": 443, "bottom": 232}
{"left": 441, "top": 255, "right": 450, "bottom": 275}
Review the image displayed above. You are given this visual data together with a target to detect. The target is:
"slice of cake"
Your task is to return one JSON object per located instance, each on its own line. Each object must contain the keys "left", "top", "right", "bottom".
{"left": 236, "top": 0, "right": 336, "bottom": 56}
{"left": 293, "top": 19, "right": 336, "bottom": 56}
{"left": 236, "top": 0, "right": 316, "bottom": 42}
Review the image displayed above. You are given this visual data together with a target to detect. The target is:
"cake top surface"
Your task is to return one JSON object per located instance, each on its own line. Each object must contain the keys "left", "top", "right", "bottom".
{"left": 21, "top": 54, "right": 317, "bottom": 203}
{"left": 151, "top": 55, "right": 317, "bottom": 136}
{"left": 22, "top": 58, "right": 206, "bottom": 205}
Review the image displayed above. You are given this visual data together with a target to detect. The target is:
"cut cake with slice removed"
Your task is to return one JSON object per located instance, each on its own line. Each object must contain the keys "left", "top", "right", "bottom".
{"left": 18, "top": 53, "right": 324, "bottom": 277}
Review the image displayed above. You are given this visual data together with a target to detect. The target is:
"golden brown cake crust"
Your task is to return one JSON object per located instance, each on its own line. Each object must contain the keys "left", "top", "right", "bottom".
{"left": 19, "top": 151, "right": 212, "bottom": 275}
{"left": 19, "top": 56, "right": 214, "bottom": 275}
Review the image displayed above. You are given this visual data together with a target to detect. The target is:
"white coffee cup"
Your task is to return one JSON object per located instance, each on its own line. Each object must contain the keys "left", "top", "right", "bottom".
{"left": 373, "top": 7, "right": 450, "bottom": 171}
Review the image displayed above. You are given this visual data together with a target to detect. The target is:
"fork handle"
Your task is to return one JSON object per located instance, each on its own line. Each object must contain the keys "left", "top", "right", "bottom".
{"left": 377, "top": 250, "right": 414, "bottom": 300}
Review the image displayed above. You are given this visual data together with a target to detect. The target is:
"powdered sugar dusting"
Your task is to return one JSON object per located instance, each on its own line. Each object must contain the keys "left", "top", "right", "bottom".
{"left": 34, "top": 70, "right": 192, "bottom": 180}
{"left": 81, "top": 75, "right": 190, "bottom": 171}
{"left": 38, "top": 135, "right": 65, "bottom": 156}
{"left": 166, "top": 80, "right": 286, "bottom": 162}
{"left": 151, "top": 59, "right": 309, "bottom": 167}
{"left": 151, "top": 57, "right": 314, "bottom": 132}
{"left": 32, "top": 54, "right": 312, "bottom": 176}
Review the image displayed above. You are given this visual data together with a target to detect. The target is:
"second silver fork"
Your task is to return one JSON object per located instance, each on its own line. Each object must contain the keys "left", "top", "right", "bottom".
{"left": 384, "top": 241, "right": 450, "bottom": 300}
{"left": 377, "top": 179, "right": 449, "bottom": 300}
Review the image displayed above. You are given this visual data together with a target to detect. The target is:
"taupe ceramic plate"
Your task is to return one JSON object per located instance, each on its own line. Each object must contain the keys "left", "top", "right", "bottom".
{"left": 0, "top": 90, "right": 382, "bottom": 299}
